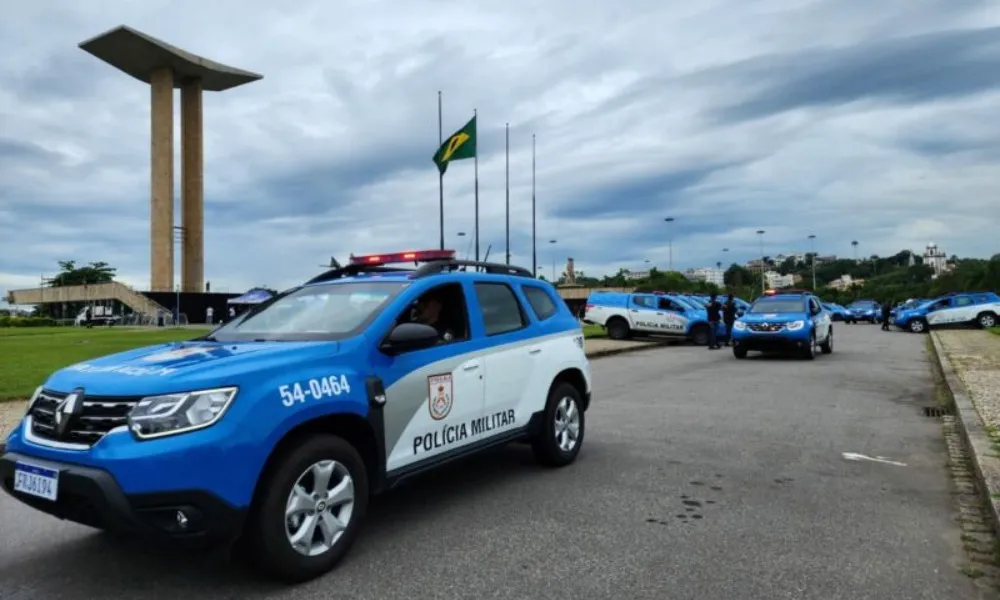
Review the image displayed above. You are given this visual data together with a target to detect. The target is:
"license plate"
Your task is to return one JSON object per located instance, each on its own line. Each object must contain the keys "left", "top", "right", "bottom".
{"left": 13, "top": 462, "right": 59, "bottom": 501}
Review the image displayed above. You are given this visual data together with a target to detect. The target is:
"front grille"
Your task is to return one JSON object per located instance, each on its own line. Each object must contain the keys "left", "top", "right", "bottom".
{"left": 748, "top": 323, "right": 784, "bottom": 332}
{"left": 30, "top": 390, "right": 139, "bottom": 446}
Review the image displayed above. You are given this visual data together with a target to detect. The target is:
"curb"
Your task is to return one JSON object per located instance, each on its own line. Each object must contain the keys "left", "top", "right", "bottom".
{"left": 586, "top": 340, "right": 675, "bottom": 359}
{"left": 929, "top": 332, "right": 1000, "bottom": 536}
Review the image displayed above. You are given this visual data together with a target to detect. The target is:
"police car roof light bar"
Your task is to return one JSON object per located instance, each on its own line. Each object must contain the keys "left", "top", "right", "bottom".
{"left": 348, "top": 249, "right": 456, "bottom": 266}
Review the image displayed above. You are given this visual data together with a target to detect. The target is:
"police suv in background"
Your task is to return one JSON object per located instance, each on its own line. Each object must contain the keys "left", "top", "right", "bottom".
{"left": 1, "top": 250, "right": 592, "bottom": 583}
{"left": 845, "top": 299, "right": 880, "bottom": 324}
{"left": 583, "top": 290, "right": 723, "bottom": 345}
{"left": 893, "top": 292, "right": 1000, "bottom": 333}
{"left": 731, "top": 290, "right": 833, "bottom": 359}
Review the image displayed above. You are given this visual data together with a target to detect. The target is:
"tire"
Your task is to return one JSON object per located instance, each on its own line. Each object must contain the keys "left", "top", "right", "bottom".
{"left": 801, "top": 332, "right": 816, "bottom": 360}
{"left": 909, "top": 319, "right": 927, "bottom": 334}
{"left": 819, "top": 328, "right": 833, "bottom": 354}
{"left": 606, "top": 317, "right": 630, "bottom": 340}
{"left": 689, "top": 324, "right": 710, "bottom": 346}
{"left": 532, "top": 382, "right": 586, "bottom": 468}
{"left": 977, "top": 312, "right": 998, "bottom": 329}
{"left": 243, "top": 435, "right": 369, "bottom": 583}
{"left": 733, "top": 344, "right": 748, "bottom": 359}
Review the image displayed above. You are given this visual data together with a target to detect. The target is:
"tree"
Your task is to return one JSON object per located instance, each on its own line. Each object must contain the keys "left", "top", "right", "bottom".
{"left": 50, "top": 261, "right": 117, "bottom": 287}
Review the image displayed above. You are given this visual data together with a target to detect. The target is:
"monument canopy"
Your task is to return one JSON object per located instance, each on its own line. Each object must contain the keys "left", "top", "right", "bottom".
{"left": 79, "top": 25, "right": 263, "bottom": 91}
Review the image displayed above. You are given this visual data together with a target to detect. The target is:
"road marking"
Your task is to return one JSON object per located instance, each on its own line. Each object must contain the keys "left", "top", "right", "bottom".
{"left": 842, "top": 452, "right": 907, "bottom": 467}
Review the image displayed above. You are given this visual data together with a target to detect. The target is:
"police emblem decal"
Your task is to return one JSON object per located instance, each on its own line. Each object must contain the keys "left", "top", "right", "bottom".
{"left": 427, "top": 373, "right": 454, "bottom": 420}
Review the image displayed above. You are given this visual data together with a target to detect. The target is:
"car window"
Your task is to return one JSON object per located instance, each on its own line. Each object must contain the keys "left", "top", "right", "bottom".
{"left": 955, "top": 296, "right": 973, "bottom": 307}
{"left": 475, "top": 282, "right": 528, "bottom": 335}
{"left": 632, "top": 295, "right": 655, "bottom": 309}
{"left": 391, "top": 282, "right": 470, "bottom": 346}
{"left": 522, "top": 285, "right": 559, "bottom": 321}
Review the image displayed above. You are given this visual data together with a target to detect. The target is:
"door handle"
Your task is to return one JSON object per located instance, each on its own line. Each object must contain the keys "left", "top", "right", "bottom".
{"left": 529, "top": 347, "right": 542, "bottom": 355}
{"left": 655, "top": 312, "right": 664, "bottom": 315}
{"left": 463, "top": 363, "right": 480, "bottom": 371}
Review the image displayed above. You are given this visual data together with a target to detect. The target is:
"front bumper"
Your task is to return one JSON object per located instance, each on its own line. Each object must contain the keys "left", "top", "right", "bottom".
{"left": 732, "top": 328, "right": 812, "bottom": 352}
{"left": 0, "top": 451, "right": 245, "bottom": 544}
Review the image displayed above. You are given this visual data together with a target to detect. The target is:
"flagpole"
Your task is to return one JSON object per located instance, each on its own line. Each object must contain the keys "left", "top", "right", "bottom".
{"left": 531, "top": 133, "right": 537, "bottom": 277}
{"left": 437, "top": 91, "right": 444, "bottom": 251}
{"left": 505, "top": 122, "right": 510, "bottom": 265}
{"left": 474, "top": 109, "right": 480, "bottom": 263}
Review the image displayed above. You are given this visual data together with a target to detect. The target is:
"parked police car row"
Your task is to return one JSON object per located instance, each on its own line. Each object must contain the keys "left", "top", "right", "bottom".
{"left": 1, "top": 250, "right": 593, "bottom": 583}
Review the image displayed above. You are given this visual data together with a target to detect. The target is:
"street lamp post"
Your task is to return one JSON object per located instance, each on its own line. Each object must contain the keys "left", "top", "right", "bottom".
{"left": 664, "top": 217, "right": 675, "bottom": 272}
{"left": 549, "top": 239, "right": 558, "bottom": 282}
{"left": 851, "top": 240, "right": 859, "bottom": 262}
{"left": 808, "top": 234, "right": 817, "bottom": 290}
{"left": 756, "top": 230, "right": 766, "bottom": 293}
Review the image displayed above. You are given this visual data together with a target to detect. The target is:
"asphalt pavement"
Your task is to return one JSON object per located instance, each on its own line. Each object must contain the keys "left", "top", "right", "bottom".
{"left": 0, "top": 324, "right": 989, "bottom": 599}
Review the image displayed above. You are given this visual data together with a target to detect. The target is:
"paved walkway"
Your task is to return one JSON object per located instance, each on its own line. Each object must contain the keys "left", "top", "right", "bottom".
{"left": 935, "top": 330, "right": 1000, "bottom": 430}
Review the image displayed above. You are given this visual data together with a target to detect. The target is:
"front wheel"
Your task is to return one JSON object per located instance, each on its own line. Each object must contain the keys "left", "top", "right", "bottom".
{"left": 820, "top": 328, "right": 833, "bottom": 354}
{"left": 909, "top": 319, "right": 927, "bottom": 334}
{"left": 801, "top": 332, "right": 816, "bottom": 360}
{"left": 243, "top": 435, "right": 369, "bottom": 583}
{"left": 733, "top": 344, "right": 748, "bottom": 359}
{"left": 532, "top": 382, "right": 586, "bottom": 467}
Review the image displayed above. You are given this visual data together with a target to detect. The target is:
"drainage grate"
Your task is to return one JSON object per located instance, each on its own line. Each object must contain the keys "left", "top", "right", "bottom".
{"left": 923, "top": 405, "right": 953, "bottom": 418}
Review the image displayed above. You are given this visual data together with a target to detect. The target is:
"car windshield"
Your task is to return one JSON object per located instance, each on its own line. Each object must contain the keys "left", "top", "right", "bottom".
{"left": 207, "top": 280, "right": 407, "bottom": 342}
{"left": 749, "top": 299, "right": 805, "bottom": 314}
{"left": 669, "top": 296, "right": 698, "bottom": 310}
{"left": 685, "top": 296, "right": 707, "bottom": 307}
{"left": 848, "top": 301, "right": 875, "bottom": 308}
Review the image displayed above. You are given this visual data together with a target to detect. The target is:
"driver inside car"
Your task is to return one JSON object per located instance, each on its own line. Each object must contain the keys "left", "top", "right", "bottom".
{"left": 412, "top": 295, "right": 455, "bottom": 342}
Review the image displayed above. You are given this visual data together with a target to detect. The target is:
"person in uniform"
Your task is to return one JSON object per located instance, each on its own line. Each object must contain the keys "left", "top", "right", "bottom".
{"left": 414, "top": 295, "right": 455, "bottom": 342}
{"left": 706, "top": 293, "right": 722, "bottom": 350}
{"left": 722, "top": 294, "right": 738, "bottom": 346}
{"left": 881, "top": 300, "right": 892, "bottom": 331}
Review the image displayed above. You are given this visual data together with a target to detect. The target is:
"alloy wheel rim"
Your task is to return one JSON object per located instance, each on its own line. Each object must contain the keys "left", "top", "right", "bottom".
{"left": 554, "top": 396, "right": 581, "bottom": 453}
{"left": 284, "top": 460, "right": 355, "bottom": 557}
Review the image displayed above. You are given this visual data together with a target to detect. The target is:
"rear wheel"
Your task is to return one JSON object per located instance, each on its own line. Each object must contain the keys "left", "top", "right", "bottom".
{"left": 690, "top": 324, "right": 710, "bottom": 346}
{"left": 606, "top": 317, "right": 630, "bottom": 340}
{"left": 532, "top": 382, "right": 586, "bottom": 467}
{"left": 977, "top": 312, "right": 997, "bottom": 329}
{"left": 243, "top": 435, "right": 369, "bottom": 583}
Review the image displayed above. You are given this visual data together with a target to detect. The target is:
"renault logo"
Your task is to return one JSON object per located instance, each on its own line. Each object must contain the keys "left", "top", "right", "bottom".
{"left": 54, "top": 388, "right": 85, "bottom": 438}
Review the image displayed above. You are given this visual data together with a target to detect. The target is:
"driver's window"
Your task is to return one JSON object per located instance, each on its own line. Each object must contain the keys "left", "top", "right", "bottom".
{"left": 393, "top": 283, "right": 470, "bottom": 344}
{"left": 658, "top": 298, "right": 676, "bottom": 311}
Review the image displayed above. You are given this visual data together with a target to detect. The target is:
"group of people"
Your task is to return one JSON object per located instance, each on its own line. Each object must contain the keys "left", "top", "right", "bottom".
{"left": 704, "top": 293, "right": 740, "bottom": 350}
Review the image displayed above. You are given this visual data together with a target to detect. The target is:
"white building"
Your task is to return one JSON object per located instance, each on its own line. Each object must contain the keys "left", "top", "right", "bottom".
{"left": 624, "top": 270, "right": 650, "bottom": 281}
{"left": 685, "top": 267, "right": 725, "bottom": 287}
{"left": 828, "top": 274, "right": 863, "bottom": 291}
{"left": 764, "top": 271, "right": 795, "bottom": 289}
{"left": 923, "top": 242, "right": 948, "bottom": 275}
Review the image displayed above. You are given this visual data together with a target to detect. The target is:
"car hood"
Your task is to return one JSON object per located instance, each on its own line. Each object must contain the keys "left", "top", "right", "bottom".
{"left": 42, "top": 339, "right": 343, "bottom": 397}
{"left": 739, "top": 313, "right": 806, "bottom": 324}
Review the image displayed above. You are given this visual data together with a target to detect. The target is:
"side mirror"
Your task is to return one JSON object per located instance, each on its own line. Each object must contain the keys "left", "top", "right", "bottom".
{"left": 380, "top": 322, "right": 440, "bottom": 355}
{"left": 737, "top": 309, "right": 746, "bottom": 317}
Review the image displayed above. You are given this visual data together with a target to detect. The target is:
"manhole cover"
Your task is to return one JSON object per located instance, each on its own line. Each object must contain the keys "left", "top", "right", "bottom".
{"left": 922, "top": 405, "right": 953, "bottom": 418}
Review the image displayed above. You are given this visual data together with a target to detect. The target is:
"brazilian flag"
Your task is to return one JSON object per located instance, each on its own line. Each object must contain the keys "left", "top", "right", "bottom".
{"left": 433, "top": 115, "right": 477, "bottom": 175}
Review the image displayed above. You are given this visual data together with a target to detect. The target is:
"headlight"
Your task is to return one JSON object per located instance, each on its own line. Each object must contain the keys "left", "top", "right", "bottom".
{"left": 24, "top": 386, "right": 43, "bottom": 416}
{"left": 785, "top": 320, "right": 805, "bottom": 331}
{"left": 128, "top": 387, "right": 238, "bottom": 440}
{"left": 733, "top": 321, "right": 747, "bottom": 331}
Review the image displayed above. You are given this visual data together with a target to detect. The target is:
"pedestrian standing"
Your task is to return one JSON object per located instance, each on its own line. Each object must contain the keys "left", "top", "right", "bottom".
{"left": 723, "top": 294, "right": 738, "bottom": 346}
{"left": 206, "top": 305, "right": 214, "bottom": 325}
{"left": 881, "top": 300, "right": 892, "bottom": 331}
{"left": 706, "top": 293, "right": 722, "bottom": 350}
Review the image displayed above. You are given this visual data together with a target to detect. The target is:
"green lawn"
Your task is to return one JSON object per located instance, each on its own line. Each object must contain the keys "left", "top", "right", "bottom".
{"left": 0, "top": 327, "right": 208, "bottom": 401}
{"left": 582, "top": 324, "right": 606, "bottom": 339}
{"left": 990, "top": 327, "right": 1000, "bottom": 337}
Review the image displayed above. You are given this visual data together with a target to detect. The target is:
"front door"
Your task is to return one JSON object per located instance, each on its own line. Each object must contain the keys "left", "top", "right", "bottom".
{"left": 376, "top": 282, "right": 486, "bottom": 473}
{"left": 629, "top": 294, "right": 664, "bottom": 333}
{"left": 926, "top": 298, "right": 955, "bottom": 326}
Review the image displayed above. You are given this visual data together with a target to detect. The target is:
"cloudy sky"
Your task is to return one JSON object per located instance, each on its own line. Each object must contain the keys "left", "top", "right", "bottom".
{"left": 1, "top": 0, "right": 999, "bottom": 300}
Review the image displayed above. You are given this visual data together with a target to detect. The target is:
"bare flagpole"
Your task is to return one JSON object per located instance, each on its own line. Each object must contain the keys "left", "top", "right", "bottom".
{"left": 474, "top": 109, "right": 480, "bottom": 262}
{"left": 505, "top": 122, "right": 510, "bottom": 265}
{"left": 531, "top": 134, "right": 537, "bottom": 276}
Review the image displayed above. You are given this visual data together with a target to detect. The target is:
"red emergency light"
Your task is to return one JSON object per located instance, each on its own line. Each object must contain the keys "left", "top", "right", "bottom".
{"left": 348, "top": 249, "right": 456, "bottom": 266}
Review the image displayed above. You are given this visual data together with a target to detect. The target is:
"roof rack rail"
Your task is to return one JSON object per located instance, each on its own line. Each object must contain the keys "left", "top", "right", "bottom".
{"left": 413, "top": 259, "right": 535, "bottom": 279}
{"left": 305, "top": 265, "right": 411, "bottom": 285}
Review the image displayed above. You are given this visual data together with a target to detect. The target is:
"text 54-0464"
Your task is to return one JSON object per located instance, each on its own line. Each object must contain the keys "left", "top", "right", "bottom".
{"left": 279, "top": 375, "right": 352, "bottom": 407}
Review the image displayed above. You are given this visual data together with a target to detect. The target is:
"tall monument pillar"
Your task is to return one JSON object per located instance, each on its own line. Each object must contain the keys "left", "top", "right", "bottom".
{"left": 79, "top": 26, "right": 262, "bottom": 292}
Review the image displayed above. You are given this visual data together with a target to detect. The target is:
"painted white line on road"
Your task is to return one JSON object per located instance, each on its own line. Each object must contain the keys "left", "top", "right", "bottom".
{"left": 842, "top": 452, "right": 907, "bottom": 467}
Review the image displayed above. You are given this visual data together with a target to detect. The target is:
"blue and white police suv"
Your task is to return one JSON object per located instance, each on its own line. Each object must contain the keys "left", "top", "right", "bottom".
{"left": 1, "top": 250, "right": 592, "bottom": 582}
{"left": 583, "top": 290, "right": 723, "bottom": 345}
{"left": 731, "top": 291, "right": 833, "bottom": 359}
